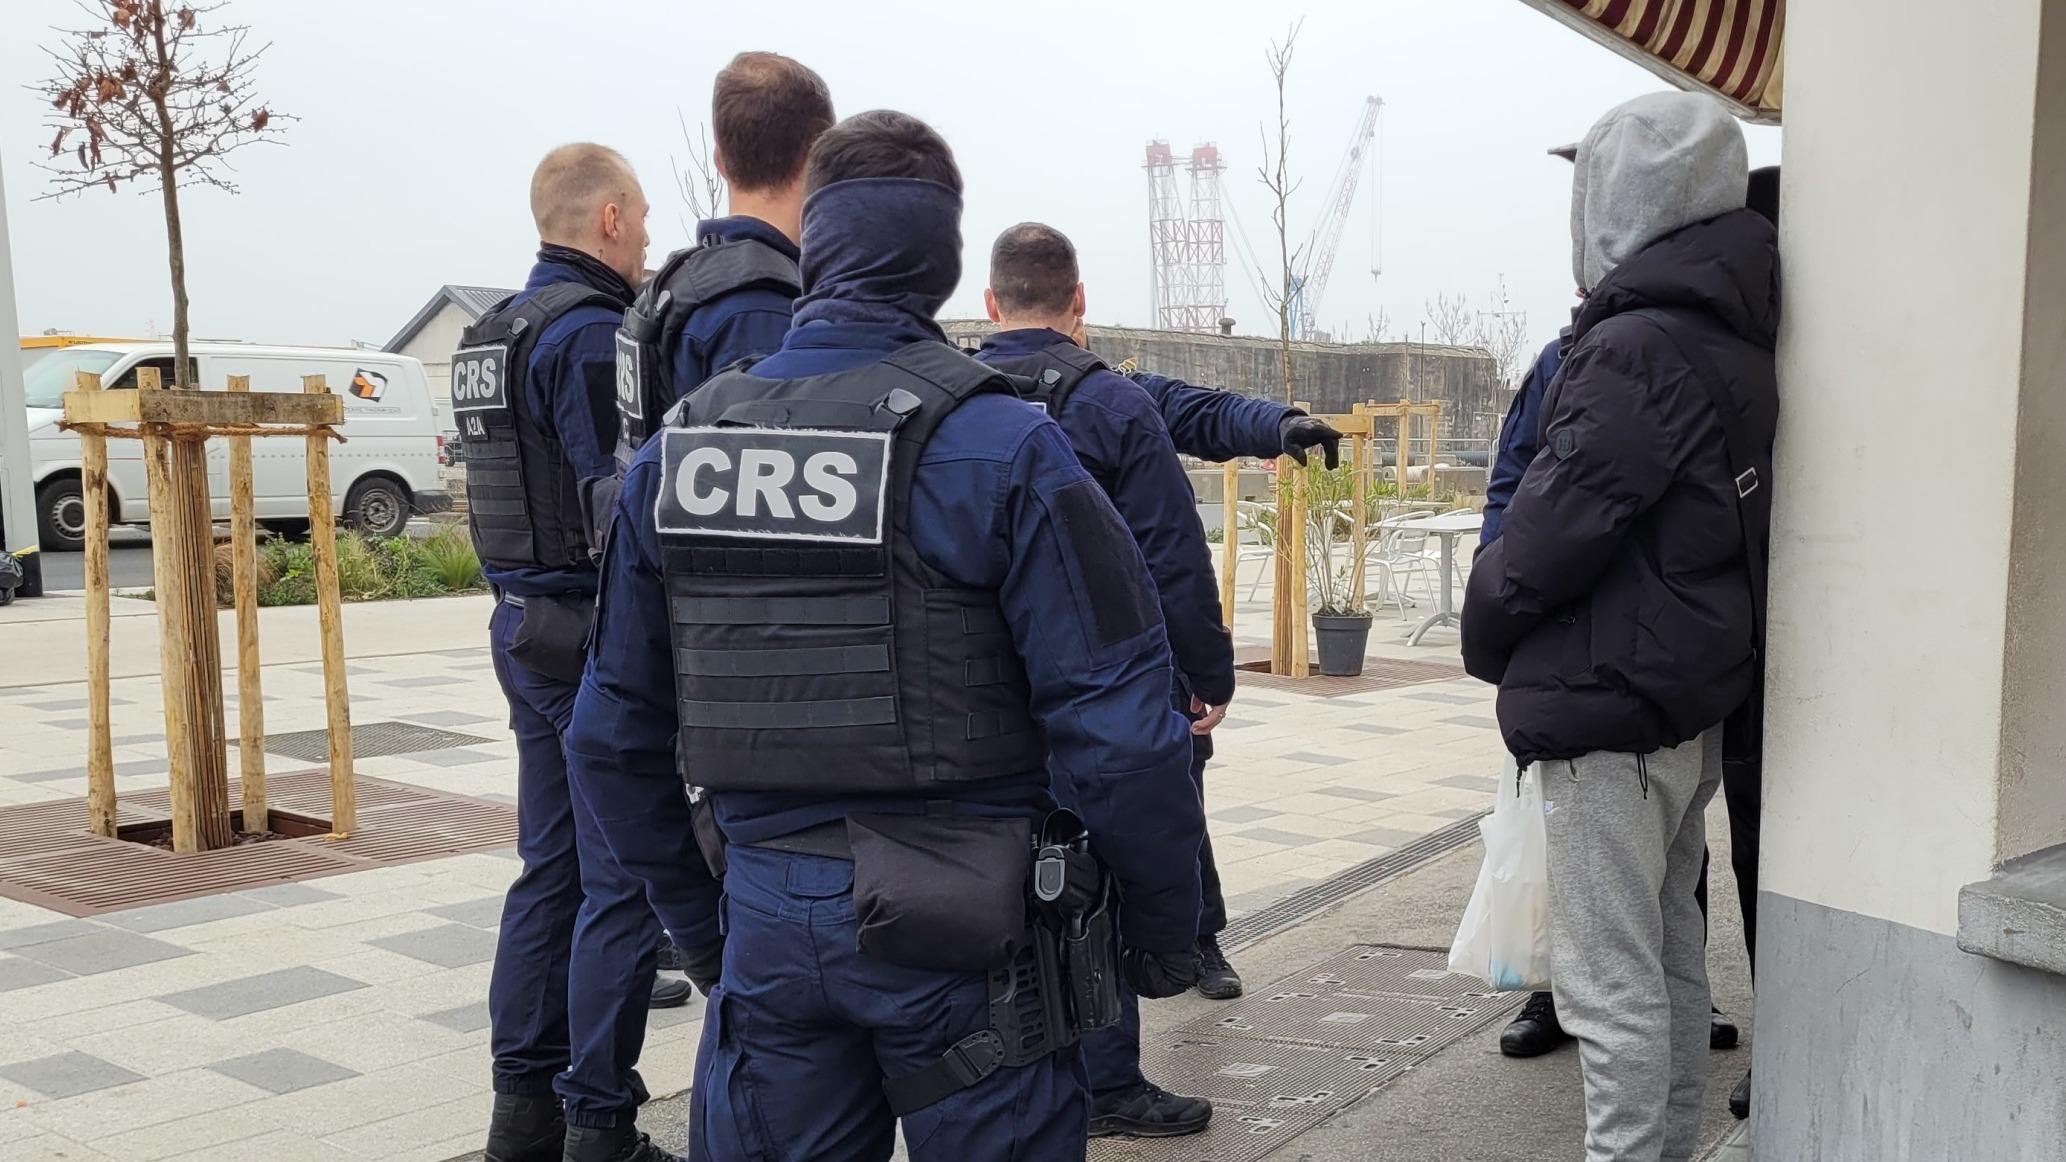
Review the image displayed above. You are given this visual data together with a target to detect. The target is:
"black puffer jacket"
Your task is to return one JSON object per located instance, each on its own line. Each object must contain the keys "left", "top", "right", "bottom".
{"left": 1462, "top": 209, "right": 1779, "bottom": 763}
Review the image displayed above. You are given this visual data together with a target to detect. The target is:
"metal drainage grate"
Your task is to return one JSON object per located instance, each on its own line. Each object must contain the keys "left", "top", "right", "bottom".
{"left": 1219, "top": 813, "right": 1486, "bottom": 953}
{"left": 237, "top": 721, "right": 497, "bottom": 764}
{"left": 0, "top": 769, "right": 518, "bottom": 916}
{"left": 1094, "top": 944, "right": 1524, "bottom": 1162}
{"left": 1233, "top": 654, "right": 1470, "bottom": 698}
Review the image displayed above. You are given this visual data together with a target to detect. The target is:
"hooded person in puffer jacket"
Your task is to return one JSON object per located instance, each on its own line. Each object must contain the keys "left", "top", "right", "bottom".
{"left": 1462, "top": 92, "right": 1778, "bottom": 1162}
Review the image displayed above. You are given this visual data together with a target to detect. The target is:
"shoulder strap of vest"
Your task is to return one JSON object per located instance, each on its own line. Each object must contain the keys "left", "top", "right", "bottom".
{"left": 651, "top": 239, "right": 800, "bottom": 360}
{"left": 976, "top": 340, "right": 1106, "bottom": 413}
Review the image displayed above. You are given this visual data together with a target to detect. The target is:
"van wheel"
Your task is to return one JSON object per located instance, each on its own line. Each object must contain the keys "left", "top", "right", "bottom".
{"left": 345, "top": 477, "right": 410, "bottom": 539}
{"left": 36, "top": 478, "right": 86, "bottom": 553}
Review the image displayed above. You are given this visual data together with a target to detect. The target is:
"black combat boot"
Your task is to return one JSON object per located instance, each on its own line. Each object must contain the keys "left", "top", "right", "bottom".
{"left": 650, "top": 972, "right": 693, "bottom": 1008}
{"left": 562, "top": 1123, "right": 685, "bottom": 1162}
{"left": 1498, "top": 991, "right": 1573, "bottom": 1058}
{"left": 484, "top": 1093, "right": 565, "bottom": 1162}
{"left": 1730, "top": 1068, "right": 1752, "bottom": 1119}
{"left": 1088, "top": 1081, "right": 1213, "bottom": 1138}
{"left": 1194, "top": 934, "right": 1243, "bottom": 1000}
{"left": 1711, "top": 1006, "right": 1740, "bottom": 1049}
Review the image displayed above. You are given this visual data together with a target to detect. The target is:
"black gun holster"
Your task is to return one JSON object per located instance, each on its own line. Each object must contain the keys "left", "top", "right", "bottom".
{"left": 880, "top": 810, "right": 1118, "bottom": 1116}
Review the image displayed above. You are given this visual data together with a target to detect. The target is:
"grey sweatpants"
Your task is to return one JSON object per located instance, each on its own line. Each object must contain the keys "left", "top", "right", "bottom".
{"left": 1542, "top": 730, "right": 1723, "bottom": 1162}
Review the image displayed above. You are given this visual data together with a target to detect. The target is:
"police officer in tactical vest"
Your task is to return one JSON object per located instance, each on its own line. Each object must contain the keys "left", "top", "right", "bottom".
{"left": 458, "top": 145, "right": 684, "bottom": 1162}
{"left": 974, "top": 222, "right": 1342, "bottom": 1138}
{"left": 566, "top": 111, "right": 1208, "bottom": 1160}
{"left": 614, "top": 53, "right": 834, "bottom": 470}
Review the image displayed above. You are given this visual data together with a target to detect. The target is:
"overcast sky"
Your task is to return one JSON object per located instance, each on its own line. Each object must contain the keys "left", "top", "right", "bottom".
{"left": 0, "top": 0, "right": 1778, "bottom": 359}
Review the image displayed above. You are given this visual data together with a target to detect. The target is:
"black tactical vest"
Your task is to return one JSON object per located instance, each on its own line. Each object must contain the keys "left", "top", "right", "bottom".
{"left": 452, "top": 283, "right": 621, "bottom": 572}
{"left": 614, "top": 239, "right": 801, "bottom": 472}
{"left": 657, "top": 343, "right": 1048, "bottom": 795}
{"left": 978, "top": 339, "right": 1107, "bottom": 417}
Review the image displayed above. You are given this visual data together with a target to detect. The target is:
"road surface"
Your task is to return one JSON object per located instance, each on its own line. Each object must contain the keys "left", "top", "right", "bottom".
{"left": 36, "top": 530, "right": 156, "bottom": 591}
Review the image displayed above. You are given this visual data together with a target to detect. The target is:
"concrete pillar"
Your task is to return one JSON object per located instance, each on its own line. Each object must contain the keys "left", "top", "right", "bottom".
{"left": 1757, "top": 1, "right": 2066, "bottom": 1157}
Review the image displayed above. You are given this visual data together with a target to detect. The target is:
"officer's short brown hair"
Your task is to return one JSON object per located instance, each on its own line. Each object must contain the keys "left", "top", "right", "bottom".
{"left": 712, "top": 52, "right": 835, "bottom": 193}
{"left": 990, "top": 223, "right": 1079, "bottom": 316}
{"left": 804, "top": 110, "right": 962, "bottom": 197}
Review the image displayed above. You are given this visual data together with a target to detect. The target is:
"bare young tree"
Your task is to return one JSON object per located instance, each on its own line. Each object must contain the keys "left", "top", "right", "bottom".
{"left": 1473, "top": 275, "right": 1531, "bottom": 392}
{"left": 37, "top": 0, "right": 287, "bottom": 389}
{"left": 672, "top": 108, "right": 726, "bottom": 237}
{"left": 1257, "top": 19, "right": 1305, "bottom": 405}
{"left": 1359, "top": 306, "right": 1393, "bottom": 344}
{"left": 1423, "top": 291, "right": 1475, "bottom": 347}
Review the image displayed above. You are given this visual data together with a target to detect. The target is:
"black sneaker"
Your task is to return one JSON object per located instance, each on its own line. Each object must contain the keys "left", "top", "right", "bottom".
{"left": 1711, "top": 1006, "right": 1740, "bottom": 1050}
{"left": 484, "top": 1093, "right": 564, "bottom": 1162}
{"left": 655, "top": 942, "right": 688, "bottom": 973}
{"left": 650, "top": 973, "right": 693, "bottom": 1009}
{"left": 562, "top": 1124, "right": 684, "bottom": 1162}
{"left": 1194, "top": 934, "right": 1243, "bottom": 1000}
{"left": 1730, "top": 1068, "right": 1752, "bottom": 1120}
{"left": 1088, "top": 1081, "right": 1213, "bottom": 1138}
{"left": 1498, "top": 991, "right": 1573, "bottom": 1058}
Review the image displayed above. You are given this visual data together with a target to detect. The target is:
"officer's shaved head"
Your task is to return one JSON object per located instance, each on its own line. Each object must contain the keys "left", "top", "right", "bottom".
{"left": 529, "top": 143, "right": 648, "bottom": 285}
{"left": 990, "top": 223, "right": 1080, "bottom": 316}
{"left": 530, "top": 144, "right": 637, "bottom": 240}
{"left": 713, "top": 53, "right": 835, "bottom": 193}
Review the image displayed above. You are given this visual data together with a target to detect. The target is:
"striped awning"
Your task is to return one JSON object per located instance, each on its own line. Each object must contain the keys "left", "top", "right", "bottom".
{"left": 1517, "top": 0, "right": 1785, "bottom": 123}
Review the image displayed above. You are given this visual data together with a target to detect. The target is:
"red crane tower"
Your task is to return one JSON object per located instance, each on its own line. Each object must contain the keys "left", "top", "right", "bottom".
{"left": 1144, "top": 141, "right": 1229, "bottom": 332}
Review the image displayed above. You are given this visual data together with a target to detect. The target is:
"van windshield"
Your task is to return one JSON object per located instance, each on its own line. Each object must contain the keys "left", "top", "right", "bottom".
{"left": 22, "top": 350, "right": 120, "bottom": 409}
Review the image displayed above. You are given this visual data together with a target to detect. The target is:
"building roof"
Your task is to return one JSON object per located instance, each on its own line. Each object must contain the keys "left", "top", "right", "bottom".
{"left": 383, "top": 285, "right": 516, "bottom": 353}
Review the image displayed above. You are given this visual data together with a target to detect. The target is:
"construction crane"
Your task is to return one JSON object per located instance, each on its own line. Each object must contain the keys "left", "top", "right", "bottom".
{"left": 1288, "top": 95, "right": 1383, "bottom": 340}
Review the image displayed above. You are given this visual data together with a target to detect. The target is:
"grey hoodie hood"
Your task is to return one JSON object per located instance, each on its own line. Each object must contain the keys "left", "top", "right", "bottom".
{"left": 1571, "top": 92, "right": 1748, "bottom": 291}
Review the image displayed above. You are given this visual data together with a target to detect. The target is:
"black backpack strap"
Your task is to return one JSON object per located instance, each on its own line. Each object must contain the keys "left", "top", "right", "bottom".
{"left": 1628, "top": 309, "right": 1770, "bottom": 758}
{"left": 519, "top": 281, "right": 624, "bottom": 328}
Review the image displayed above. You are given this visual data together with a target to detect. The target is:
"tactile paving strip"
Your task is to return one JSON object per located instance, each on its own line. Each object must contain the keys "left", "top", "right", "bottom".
{"left": 1093, "top": 946, "right": 1524, "bottom": 1161}
{"left": 234, "top": 720, "right": 496, "bottom": 763}
{"left": 0, "top": 769, "right": 517, "bottom": 916}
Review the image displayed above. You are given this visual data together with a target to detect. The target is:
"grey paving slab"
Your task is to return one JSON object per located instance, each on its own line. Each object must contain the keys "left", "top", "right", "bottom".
{"left": 1283, "top": 750, "right": 1355, "bottom": 767}
{"left": 1313, "top": 785, "right": 1396, "bottom": 802}
{"left": 102, "top": 893, "right": 275, "bottom": 933}
{"left": 208, "top": 1048, "right": 359, "bottom": 1094}
{"left": 1344, "top": 722, "right": 1410, "bottom": 735}
{"left": 0, "top": 920, "right": 97, "bottom": 951}
{"left": 424, "top": 897, "right": 506, "bottom": 930}
{"left": 0, "top": 1051, "right": 146, "bottom": 1099}
{"left": 13, "top": 757, "right": 165, "bottom": 781}
{"left": 0, "top": 954, "right": 73, "bottom": 992}
{"left": 235, "top": 883, "right": 342, "bottom": 908}
{"left": 1233, "top": 826, "right": 1330, "bottom": 847}
{"left": 402, "top": 710, "right": 499, "bottom": 727}
{"left": 404, "top": 747, "right": 505, "bottom": 768}
{"left": 23, "top": 699, "right": 88, "bottom": 711}
{"left": 1342, "top": 825, "right": 1436, "bottom": 849}
{"left": 158, "top": 966, "right": 368, "bottom": 1020}
{"left": 379, "top": 675, "right": 469, "bottom": 689}
{"left": 369, "top": 922, "right": 498, "bottom": 968}
{"left": 12, "top": 929, "right": 190, "bottom": 976}
{"left": 1238, "top": 696, "right": 1292, "bottom": 708}
{"left": 112, "top": 732, "right": 162, "bottom": 745}
{"left": 649, "top": 1000, "right": 705, "bottom": 1030}
{"left": 418, "top": 1001, "right": 490, "bottom": 1033}
{"left": 1434, "top": 774, "right": 1497, "bottom": 791}
{"left": 478, "top": 793, "right": 519, "bottom": 807}
{"left": 1405, "top": 691, "right": 1482, "bottom": 705}
{"left": 47, "top": 718, "right": 89, "bottom": 730}
{"left": 1211, "top": 804, "right": 1284, "bottom": 824}
{"left": 1441, "top": 715, "right": 1502, "bottom": 729}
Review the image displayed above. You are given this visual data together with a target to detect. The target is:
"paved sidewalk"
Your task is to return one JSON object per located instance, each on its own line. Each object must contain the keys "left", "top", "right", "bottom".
{"left": 0, "top": 565, "right": 1508, "bottom": 1160}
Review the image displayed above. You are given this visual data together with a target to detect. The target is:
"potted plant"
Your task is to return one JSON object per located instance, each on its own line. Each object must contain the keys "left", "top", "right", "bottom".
{"left": 1303, "top": 464, "right": 1375, "bottom": 676}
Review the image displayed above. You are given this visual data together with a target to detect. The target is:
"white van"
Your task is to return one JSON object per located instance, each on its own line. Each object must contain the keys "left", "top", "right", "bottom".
{"left": 18, "top": 342, "right": 452, "bottom": 550}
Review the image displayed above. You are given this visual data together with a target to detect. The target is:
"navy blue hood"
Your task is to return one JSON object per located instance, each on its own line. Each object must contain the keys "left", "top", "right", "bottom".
{"left": 792, "top": 178, "right": 962, "bottom": 341}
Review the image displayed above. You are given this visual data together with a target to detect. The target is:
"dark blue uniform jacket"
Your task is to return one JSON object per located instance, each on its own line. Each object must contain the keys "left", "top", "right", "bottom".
{"left": 664, "top": 216, "right": 799, "bottom": 398}
{"left": 1480, "top": 335, "right": 1566, "bottom": 548}
{"left": 565, "top": 178, "right": 1203, "bottom": 955}
{"left": 1126, "top": 369, "right": 1299, "bottom": 463}
{"left": 975, "top": 329, "right": 1237, "bottom": 706}
{"left": 479, "top": 245, "right": 633, "bottom": 598}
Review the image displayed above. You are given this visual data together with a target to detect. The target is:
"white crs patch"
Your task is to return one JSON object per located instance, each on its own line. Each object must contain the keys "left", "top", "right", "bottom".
{"left": 655, "top": 427, "right": 891, "bottom": 544}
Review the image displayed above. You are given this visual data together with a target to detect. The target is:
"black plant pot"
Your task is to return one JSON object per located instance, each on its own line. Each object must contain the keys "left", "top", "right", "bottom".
{"left": 1313, "top": 612, "right": 1373, "bottom": 677}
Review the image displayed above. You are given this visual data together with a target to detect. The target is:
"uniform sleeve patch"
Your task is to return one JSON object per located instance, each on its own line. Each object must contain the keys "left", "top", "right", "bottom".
{"left": 1552, "top": 428, "right": 1577, "bottom": 460}
{"left": 1052, "top": 478, "right": 1160, "bottom": 649}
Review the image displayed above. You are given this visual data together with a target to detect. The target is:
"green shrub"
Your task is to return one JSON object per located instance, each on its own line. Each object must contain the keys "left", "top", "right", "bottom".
{"left": 413, "top": 527, "right": 484, "bottom": 592}
{"left": 246, "top": 528, "right": 483, "bottom": 606}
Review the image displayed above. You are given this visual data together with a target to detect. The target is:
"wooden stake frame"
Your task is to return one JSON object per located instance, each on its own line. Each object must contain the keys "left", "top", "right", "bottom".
{"left": 62, "top": 374, "right": 355, "bottom": 851}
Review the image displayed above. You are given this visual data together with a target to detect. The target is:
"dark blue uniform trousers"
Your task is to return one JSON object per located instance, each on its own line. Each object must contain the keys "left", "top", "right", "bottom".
{"left": 487, "top": 601, "right": 662, "bottom": 1128}
{"left": 691, "top": 845, "right": 1088, "bottom": 1161}
{"left": 1079, "top": 733, "right": 1220, "bottom": 1095}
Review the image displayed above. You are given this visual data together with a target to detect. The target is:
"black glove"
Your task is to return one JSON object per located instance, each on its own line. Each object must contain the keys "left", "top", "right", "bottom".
{"left": 1121, "top": 947, "right": 1200, "bottom": 999}
{"left": 673, "top": 938, "right": 724, "bottom": 996}
{"left": 1279, "top": 413, "right": 1343, "bottom": 469}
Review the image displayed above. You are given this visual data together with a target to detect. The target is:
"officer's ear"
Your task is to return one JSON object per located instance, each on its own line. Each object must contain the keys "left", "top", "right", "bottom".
{"left": 983, "top": 287, "right": 1004, "bottom": 324}
{"left": 1071, "top": 283, "right": 1086, "bottom": 323}
{"left": 599, "top": 199, "right": 624, "bottom": 243}
{"left": 712, "top": 145, "right": 734, "bottom": 186}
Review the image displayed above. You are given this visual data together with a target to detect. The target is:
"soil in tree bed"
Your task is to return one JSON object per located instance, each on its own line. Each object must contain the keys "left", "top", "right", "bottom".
{"left": 117, "top": 808, "right": 330, "bottom": 850}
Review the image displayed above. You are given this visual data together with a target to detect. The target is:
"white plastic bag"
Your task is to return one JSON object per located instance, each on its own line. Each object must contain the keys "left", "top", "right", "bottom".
{"left": 1447, "top": 755, "right": 1553, "bottom": 991}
